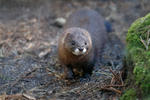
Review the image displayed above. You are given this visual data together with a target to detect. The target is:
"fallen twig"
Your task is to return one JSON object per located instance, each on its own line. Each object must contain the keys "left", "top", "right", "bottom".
{"left": 140, "top": 30, "right": 150, "bottom": 50}
{"left": 46, "top": 68, "right": 62, "bottom": 79}
{"left": 101, "top": 87, "right": 122, "bottom": 94}
{"left": 140, "top": 36, "right": 148, "bottom": 50}
{"left": 103, "top": 84, "right": 125, "bottom": 87}
{"left": 22, "top": 93, "right": 36, "bottom": 100}
{"left": 0, "top": 93, "right": 36, "bottom": 100}
{"left": 109, "top": 68, "right": 120, "bottom": 82}
{"left": 100, "top": 68, "right": 125, "bottom": 94}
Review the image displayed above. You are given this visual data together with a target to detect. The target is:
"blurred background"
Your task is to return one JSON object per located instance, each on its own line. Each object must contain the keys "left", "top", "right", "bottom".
{"left": 0, "top": 0, "right": 149, "bottom": 56}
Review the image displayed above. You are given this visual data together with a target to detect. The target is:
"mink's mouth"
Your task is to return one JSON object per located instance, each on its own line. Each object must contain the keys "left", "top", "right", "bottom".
{"left": 72, "top": 48, "right": 87, "bottom": 56}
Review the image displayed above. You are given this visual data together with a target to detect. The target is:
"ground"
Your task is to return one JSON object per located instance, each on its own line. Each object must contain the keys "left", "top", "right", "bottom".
{"left": 0, "top": 0, "right": 149, "bottom": 99}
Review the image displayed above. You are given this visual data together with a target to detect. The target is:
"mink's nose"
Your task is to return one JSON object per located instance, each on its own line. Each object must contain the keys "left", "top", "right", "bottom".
{"left": 79, "top": 48, "right": 83, "bottom": 51}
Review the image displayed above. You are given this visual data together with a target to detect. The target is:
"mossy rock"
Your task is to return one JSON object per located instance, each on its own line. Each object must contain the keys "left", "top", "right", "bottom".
{"left": 122, "top": 13, "right": 150, "bottom": 99}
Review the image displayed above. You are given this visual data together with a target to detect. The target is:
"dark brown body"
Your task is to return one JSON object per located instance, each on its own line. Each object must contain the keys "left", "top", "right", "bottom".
{"left": 58, "top": 8, "right": 108, "bottom": 79}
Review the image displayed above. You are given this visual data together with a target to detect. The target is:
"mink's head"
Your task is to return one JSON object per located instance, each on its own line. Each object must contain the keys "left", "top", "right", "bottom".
{"left": 63, "top": 27, "right": 92, "bottom": 56}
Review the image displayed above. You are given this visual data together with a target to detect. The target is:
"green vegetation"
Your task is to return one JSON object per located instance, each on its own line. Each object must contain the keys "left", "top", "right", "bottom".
{"left": 120, "top": 89, "right": 136, "bottom": 100}
{"left": 121, "top": 13, "right": 150, "bottom": 99}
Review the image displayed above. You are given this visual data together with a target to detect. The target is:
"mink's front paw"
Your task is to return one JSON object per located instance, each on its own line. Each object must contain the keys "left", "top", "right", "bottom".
{"left": 64, "top": 67, "right": 74, "bottom": 80}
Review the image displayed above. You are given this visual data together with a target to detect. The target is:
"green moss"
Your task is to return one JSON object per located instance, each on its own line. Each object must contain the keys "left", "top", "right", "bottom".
{"left": 121, "top": 13, "right": 150, "bottom": 99}
{"left": 120, "top": 89, "right": 136, "bottom": 100}
{"left": 144, "top": 95, "right": 150, "bottom": 100}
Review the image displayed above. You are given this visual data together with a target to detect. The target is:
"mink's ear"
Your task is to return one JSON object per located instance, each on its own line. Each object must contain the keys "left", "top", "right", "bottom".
{"left": 66, "top": 32, "right": 75, "bottom": 41}
{"left": 62, "top": 32, "right": 70, "bottom": 43}
{"left": 65, "top": 33, "right": 71, "bottom": 39}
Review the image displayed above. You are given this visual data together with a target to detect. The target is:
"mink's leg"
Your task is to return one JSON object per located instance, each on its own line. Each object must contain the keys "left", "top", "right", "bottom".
{"left": 83, "top": 63, "right": 94, "bottom": 76}
{"left": 79, "top": 64, "right": 93, "bottom": 82}
{"left": 64, "top": 66, "right": 74, "bottom": 79}
{"left": 79, "top": 63, "right": 94, "bottom": 82}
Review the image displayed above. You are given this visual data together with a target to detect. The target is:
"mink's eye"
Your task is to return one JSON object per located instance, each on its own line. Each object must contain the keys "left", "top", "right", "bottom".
{"left": 85, "top": 42, "right": 87, "bottom": 45}
{"left": 71, "top": 41, "right": 75, "bottom": 45}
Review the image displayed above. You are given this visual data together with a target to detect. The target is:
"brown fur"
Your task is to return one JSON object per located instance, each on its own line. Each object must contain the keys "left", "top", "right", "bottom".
{"left": 58, "top": 8, "right": 108, "bottom": 79}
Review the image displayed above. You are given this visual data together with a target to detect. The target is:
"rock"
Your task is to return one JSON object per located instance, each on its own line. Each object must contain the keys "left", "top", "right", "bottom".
{"left": 54, "top": 17, "right": 66, "bottom": 27}
{"left": 122, "top": 13, "right": 150, "bottom": 99}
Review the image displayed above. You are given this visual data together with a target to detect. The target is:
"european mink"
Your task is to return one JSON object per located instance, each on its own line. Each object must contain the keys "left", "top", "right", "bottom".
{"left": 58, "top": 8, "right": 108, "bottom": 79}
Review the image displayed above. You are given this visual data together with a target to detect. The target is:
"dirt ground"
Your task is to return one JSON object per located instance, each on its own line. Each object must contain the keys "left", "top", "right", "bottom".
{"left": 0, "top": 0, "right": 150, "bottom": 99}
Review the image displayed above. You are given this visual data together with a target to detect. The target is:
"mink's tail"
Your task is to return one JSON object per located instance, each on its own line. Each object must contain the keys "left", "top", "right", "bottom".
{"left": 104, "top": 21, "right": 112, "bottom": 33}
